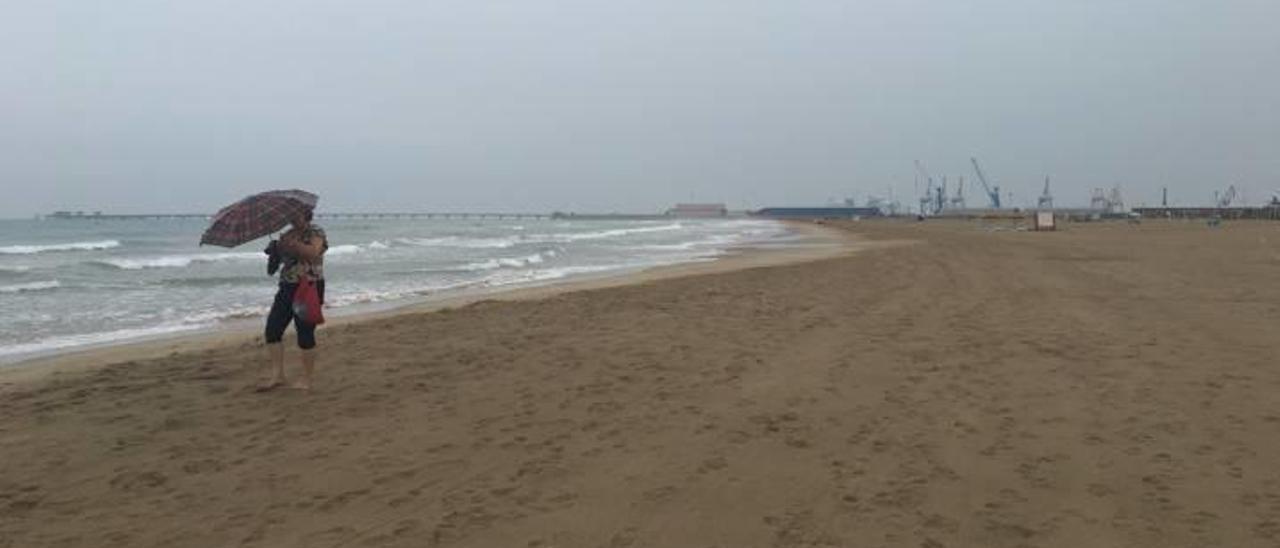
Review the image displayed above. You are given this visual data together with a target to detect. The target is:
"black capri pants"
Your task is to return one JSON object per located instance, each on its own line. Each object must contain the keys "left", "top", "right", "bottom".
{"left": 264, "top": 280, "right": 326, "bottom": 349}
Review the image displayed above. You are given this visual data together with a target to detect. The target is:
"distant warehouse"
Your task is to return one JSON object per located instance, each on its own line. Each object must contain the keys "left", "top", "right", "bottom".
{"left": 666, "top": 203, "right": 729, "bottom": 218}
{"left": 1131, "top": 206, "right": 1280, "bottom": 220}
{"left": 752, "top": 207, "right": 882, "bottom": 219}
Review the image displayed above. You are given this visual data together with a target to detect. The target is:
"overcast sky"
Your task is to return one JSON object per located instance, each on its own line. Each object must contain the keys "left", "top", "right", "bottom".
{"left": 3, "top": 0, "right": 1276, "bottom": 217}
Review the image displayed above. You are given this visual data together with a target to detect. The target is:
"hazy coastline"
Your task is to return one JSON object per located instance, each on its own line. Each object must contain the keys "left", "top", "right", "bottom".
{"left": 0, "top": 220, "right": 850, "bottom": 373}
{"left": 0, "top": 217, "right": 807, "bottom": 365}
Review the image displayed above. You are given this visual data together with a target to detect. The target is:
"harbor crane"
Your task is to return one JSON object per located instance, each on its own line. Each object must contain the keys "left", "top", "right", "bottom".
{"left": 1216, "top": 185, "right": 1238, "bottom": 208}
{"left": 1038, "top": 176, "right": 1054, "bottom": 209}
{"left": 950, "top": 176, "right": 967, "bottom": 209}
{"left": 938, "top": 176, "right": 948, "bottom": 213}
{"left": 1091, "top": 185, "right": 1125, "bottom": 213}
{"left": 915, "top": 160, "right": 943, "bottom": 215}
{"left": 969, "top": 157, "right": 1002, "bottom": 209}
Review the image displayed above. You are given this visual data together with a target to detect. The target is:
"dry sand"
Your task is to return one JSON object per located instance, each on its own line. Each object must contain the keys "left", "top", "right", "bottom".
{"left": 3, "top": 219, "right": 1280, "bottom": 547}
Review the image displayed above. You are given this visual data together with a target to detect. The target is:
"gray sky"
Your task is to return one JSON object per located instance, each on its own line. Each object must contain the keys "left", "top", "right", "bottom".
{"left": 3, "top": 0, "right": 1277, "bottom": 217}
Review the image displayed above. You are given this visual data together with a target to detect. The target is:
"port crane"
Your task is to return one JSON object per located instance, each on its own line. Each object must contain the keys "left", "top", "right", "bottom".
{"left": 938, "top": 176, "right": 949, "bottom": 213}
{"left": 969, "top": 157, "right": 1002, "bottom": 209}
{"left": 1216, "top": 185, "right": 1238, "bottom": 208}
{"left": 914, "top": 160, "right": 943, "bottom": 215}
{"left": 950, "top": 177, "right": 966, "bottom": 209}
{"left": 1037, "top": 176, "right": 1053, "bottom": 209}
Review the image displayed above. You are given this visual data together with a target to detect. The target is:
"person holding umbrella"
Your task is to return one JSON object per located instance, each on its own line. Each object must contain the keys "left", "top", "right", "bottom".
{"left": 200, "top": 189, "right": 329, "bottom": 391}
{"left": 261, "top": 209, "right": 328, "bottom": 391}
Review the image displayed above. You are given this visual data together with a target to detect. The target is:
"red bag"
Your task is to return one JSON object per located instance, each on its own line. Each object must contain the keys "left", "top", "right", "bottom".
{"left": 292, "top": 276, "right": 325, "bottom": 325}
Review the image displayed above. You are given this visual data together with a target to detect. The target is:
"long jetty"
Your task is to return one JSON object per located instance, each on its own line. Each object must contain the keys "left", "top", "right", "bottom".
{"left": 45, "top": 211, "right": 555, "bottom": 221}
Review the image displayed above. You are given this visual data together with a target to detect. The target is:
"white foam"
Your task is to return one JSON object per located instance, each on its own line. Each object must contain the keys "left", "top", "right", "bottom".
{"left": 181, "top": 305, "right": 270, "bottom": 325}
{"left": 323, "top": 279, "right": 483, "bottom": 308}
{"left": 396, "top": 236, "right": 520, "bottom": 249}
{"left": 87, "top": 240, "right": 395, "bottom": 270}
{"left": 0, "top": 219, "right": 798, "bottom": 362}
{"left": 458, "top": 250, "right": 555, "bottom": 271}
{"left": 473, "top": 262, "right": 674, "bottom": 289}
{"left": 639, "top": 241, "right": 700, "bottom": 251}
{"left": 0, "top": 240, "right": 121, "bottom": 255}
{"left": 319, "top": 241, "right": 392, "bottom": 257}
{"left": 532, "top": 223, "right": 685, "bottom": 243}
{"left": 93, "top": 252, "right": 261, "bottom": 270}
{"left": 0, "top": 323, "right": 205, "bottom": 360}
{"left": 326, "top": 244, "right": 364, "bottom": 255}
{"left": 0, "top": 280, "right": 61, "bottom": 293}
{"left": 0, "top": 265, "right": 32, "bottom": 273}
{"left": 326, "top": 263, "right": 631, "bottom": 308}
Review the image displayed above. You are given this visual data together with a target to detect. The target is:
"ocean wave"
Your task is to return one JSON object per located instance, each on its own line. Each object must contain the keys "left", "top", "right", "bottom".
{"left": 0, "top": 280, "right": 61, "bottom": 294}
{"left": 393, "top": 225, "right": 686, "bottom": 249}
{"left": 0, "top": 240, "right": 121, "bottom": 255}
{"left": 323, "top": 279, "right": 484, "bottom": 308}
{"left": 326, "top": 244, "right": 365, "bottom": 255}
{"left": 638, "top": 233, "right": 744, "bottom": 252}
{"left": 0, "top": 323, "right": 205, "bottom": 360}
{"left": 0, "top": 219, "right": 803, "bottom": 364}
{"left": 639, "top": 242, "right": 700, "bottom": 251}
{"left": 181, "top": 305, "right": 270, "bottom": 325}
{"left": 320, "top": 264, "right": 621, "bottom": 308}
{"left": 326, "top": 241, "right": 392, "bottom": 256}
{"left": 86, "top": 240, "right": 388, "bottom": 269}
{"left": 483, "top": 264, "right": 624, "bottom": 285}
{"left": 395, "top": 236, "right": 520, "bottom": 249}
{"left": 531, "top": 223, "right": 685, "bottom": 243}
{"left": 90, "top": 252, "right": 261, "bottom": 270}
{"left": 470, "top": 262, "right": 690, "bottom": 289}
{"left": 157, "top": 275, "right": 267, "bottom": 287}
{"left": 458, "top": 250, "right": 557, "bottom": 272}
{"left": 320, "top": 263, "right": 641, "bottom": 308}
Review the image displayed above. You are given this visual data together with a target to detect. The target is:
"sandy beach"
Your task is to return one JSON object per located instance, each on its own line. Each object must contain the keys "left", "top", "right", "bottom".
{"left": 4, "top": 219, "right": 1280, "bottom": 547}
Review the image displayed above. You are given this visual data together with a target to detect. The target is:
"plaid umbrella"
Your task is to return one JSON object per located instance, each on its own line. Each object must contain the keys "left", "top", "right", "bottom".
{"left": 199, "top": 189, "right": 319, "bottom": 247}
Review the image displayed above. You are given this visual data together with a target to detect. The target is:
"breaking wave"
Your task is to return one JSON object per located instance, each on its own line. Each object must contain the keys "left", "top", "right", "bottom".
{"left": 458, "top": 250, "right": 558, "bottom": 271}
{"left": 0, "top": 240, "right": 121, "bottom": 255}
{"left": 0, "top": 280, "right": 61, "bottom": 293}
{"left": 0, "top": 324, "right": 205, "bottom": 359}
{"left": 531, "top": 223, "right": 684, "bottom": 242}
{"left": 395, "top": 236, "right": 520, "bottom": 249}
{"left": 90, "top": 252, "right": 261, "bottom": 270}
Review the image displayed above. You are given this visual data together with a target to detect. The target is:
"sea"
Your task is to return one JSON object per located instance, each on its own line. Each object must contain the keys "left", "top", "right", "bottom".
{"left": 0, "top": 216, "right": 796, "bottom": 363}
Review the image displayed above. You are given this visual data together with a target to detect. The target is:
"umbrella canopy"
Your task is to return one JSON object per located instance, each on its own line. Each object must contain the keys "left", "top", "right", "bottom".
{"left": 199, "top": 189, "right": 318, "bottom": 247}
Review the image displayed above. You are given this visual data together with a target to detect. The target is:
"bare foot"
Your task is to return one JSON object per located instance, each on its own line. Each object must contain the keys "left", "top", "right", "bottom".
{"left": 255, "top": 378, "right": 286, "bottom": 392}
{"left": 289, "top": 380, "right": 312, "bottom": 392}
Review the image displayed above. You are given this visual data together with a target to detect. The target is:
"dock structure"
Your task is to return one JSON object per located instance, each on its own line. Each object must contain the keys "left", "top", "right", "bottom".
{"left": 46, "top": 211, "right": 552, "bottom": 221}
{"left": 46, "top": 211, "right": 212, "bottom": 221}
{"left": 665, "top": 203, "right": 729, "bottom": 218}
{"left": 317, "top": 212, "right": 550, "bottom": 220}
{"left": 1131, "top": 206, "right": 1280, "bottom": 221}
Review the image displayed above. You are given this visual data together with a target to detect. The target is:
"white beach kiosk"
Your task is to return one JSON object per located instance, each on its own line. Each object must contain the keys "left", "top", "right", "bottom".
{"left": 1034, "top": 210, "right": 1056, "bottom": 231}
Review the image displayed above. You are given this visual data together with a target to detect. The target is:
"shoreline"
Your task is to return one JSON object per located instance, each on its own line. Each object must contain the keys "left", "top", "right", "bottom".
{"left": 0, "top": 221, "right": 861, "bottom": 385}
{"left": 5, "top": 219, "right": 1279, "bottom": 547}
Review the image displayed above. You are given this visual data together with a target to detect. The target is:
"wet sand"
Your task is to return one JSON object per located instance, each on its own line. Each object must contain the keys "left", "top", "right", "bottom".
{"left": 3, "top": 219, "right": 1280, "bottom": 547}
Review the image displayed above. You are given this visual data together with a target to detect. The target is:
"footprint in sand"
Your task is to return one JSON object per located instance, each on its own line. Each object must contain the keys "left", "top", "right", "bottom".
{"left": 109, "top": 470, "right": 168, "bottom": 492}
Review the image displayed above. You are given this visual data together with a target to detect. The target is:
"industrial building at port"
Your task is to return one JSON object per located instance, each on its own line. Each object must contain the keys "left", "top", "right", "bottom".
{"left": 46, "top": 164, "right": 1279, "bottom": 224}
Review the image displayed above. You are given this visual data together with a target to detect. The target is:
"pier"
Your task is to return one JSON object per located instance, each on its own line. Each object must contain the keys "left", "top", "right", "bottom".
{"left": 45, "top": 211, "right": 553, "bottom": 221}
